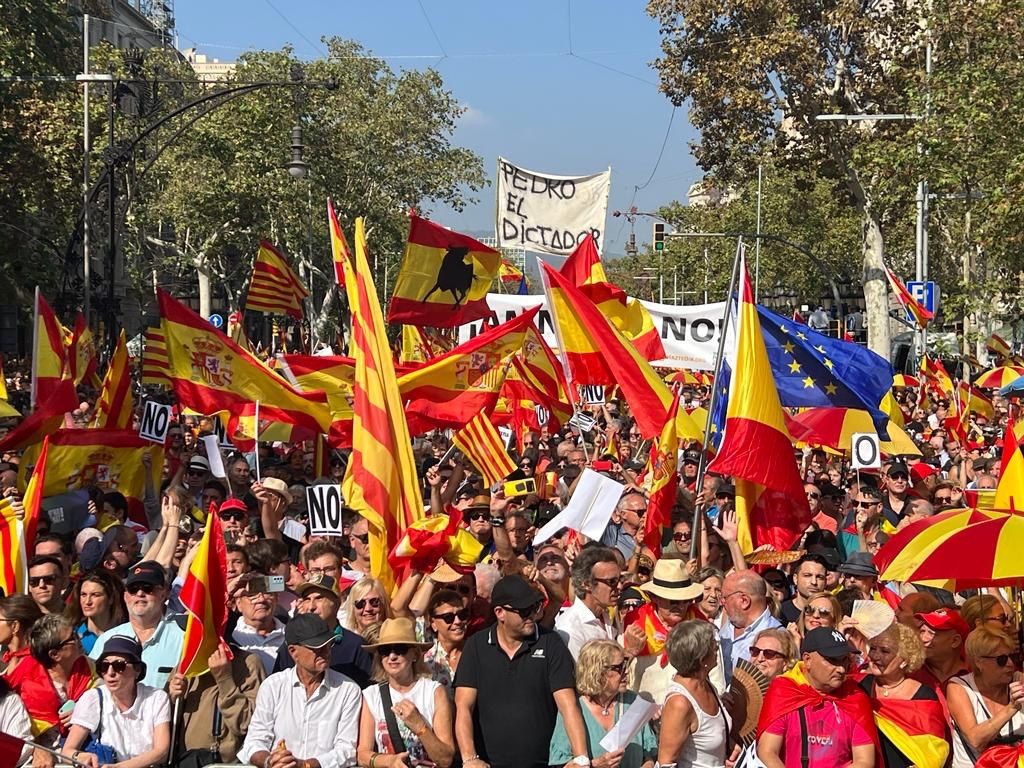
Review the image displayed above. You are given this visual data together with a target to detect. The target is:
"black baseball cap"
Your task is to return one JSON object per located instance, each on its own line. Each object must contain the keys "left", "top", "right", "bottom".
{"left": 682, "top": 449, "right": 701, "bottom": 464}
{"left": 124, "top": 561, "right": 167, "bottom": 589}
{"left": 801, "top": 627, "right": 853, "bottom": 660}
{"left": 491, "top": 574, "right": 542, "bottom": 611}
{"left": 284, "top": 613, "right": 336, "bottom": 649}
{"left": 887, "top": 461, "right": 910, "bottom": 477}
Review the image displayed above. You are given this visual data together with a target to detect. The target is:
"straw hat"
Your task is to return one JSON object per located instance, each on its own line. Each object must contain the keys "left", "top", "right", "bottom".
{"left": 362, "top": 618, "right": 432, "bottom": 651}
{"left": 637, "top": 559, "right": 703, "bottom": 601}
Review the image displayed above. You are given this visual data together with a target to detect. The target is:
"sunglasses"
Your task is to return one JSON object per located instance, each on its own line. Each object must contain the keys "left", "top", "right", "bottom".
{"left": 351, "top": 533, "right": 370, "bottom": 545}
{"left": 502, "top": 601, "right": 543, "bottom": 618}
{"left": 537, "top": 555, "right": 566, "bottom": 568}
{"left": 97, "top": 659, "right": 132, "bottom": 676}
{"left": 29, "top": 575, "right": 58, "bottom": 587}
{"left": 467, "top": 510, "right": 489, "bottom": 522}
{"left": 749, "top": 646, "right": 787, "bottom": 661}
{"left": 933, "top": 496, "right": 952, "bottom": 504}
{"left": 127, "top": 583, "right": 158, "bottom": 595}
{"left": 58, "top": 636, "right": 80, "bottom": 649}
{"left": 672, "top": 532, "right": 692, "bottom": 542}
{"left": 619, "top": 600, "right": 644, "bottom": 612}
{"left": 806, "top": 492, "right": 820, "bottom": 499}
{"left": 803, "top": 606, "right": 833, "bottom": 619}
{"left": 377, "top": 644, "right": 413, "bottom": 658}
{"left": 889, "top": 473, "right": 909, "bottom": 481}
{"left": 604, "top": 661, "right": 627, "bottom": 675}
{"left": 854, "top": 500, "right": 879, "bottom": 508}
{"left": 983, "top": 653, "right": 1021, "bottom": 667}
{"left": 985, "top": 614, "right": 1013, "bottom": 625}
{"left": 219, "top": 511, "right": 246, "bottom": 522}
{"left": 187, "top": 468, "right": 207, "bottom": 475}
{"left": 433, "top": 608, "right": 470, "bottom": 625}
{"left": 591, "top": 575, "right": 621, "bottom": 590}
{"left": 354, "top": 597, "right": 382, "bottom": 610}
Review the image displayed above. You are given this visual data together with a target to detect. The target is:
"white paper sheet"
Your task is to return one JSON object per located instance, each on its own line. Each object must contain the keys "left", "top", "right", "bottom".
{"left": 532, "top": 469, "right": 623, "bottom": 546}
{"left": 598, "top": 695, "right": 657, "bottom": 752}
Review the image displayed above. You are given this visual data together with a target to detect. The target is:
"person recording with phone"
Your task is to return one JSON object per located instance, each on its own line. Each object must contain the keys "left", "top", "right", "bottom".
{"left": 227, "top": 572, "right": 287, "bottom": 675}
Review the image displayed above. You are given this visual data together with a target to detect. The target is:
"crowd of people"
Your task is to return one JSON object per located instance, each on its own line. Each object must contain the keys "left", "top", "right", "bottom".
{"left": 1, "top": 363, "right": 1022, "bottom": 768}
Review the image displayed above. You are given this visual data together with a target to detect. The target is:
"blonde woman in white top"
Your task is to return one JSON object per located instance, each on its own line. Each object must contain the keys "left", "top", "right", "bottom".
{"left": 657, "top": 620, "right": 737, "bottom": 768}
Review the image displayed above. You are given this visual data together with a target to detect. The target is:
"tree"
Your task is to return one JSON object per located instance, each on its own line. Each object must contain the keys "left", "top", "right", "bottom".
{"left": 647, "top": 0, "right": 929, "bottom": 356}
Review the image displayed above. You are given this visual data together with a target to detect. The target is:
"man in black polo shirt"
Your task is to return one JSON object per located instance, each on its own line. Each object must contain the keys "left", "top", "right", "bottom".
{"left": 454, "top": 574, "right": 589, "bottom": 768}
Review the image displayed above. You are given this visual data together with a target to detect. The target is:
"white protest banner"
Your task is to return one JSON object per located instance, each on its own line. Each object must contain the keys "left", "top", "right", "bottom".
{"left": 306, "top": 484, "right": 345, "bottom": 537}
{"left": 496, "top": 157, "right": 611, "bottom": 256}
{"left": 138, "top": 401, "right": 173, "bottom": 444}
{"left": 458, "top": 293, "right": 727, "bottom": 371}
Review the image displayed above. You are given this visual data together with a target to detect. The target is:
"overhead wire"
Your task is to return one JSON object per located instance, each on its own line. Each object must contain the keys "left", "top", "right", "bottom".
{"left": 416, "top": 0, "right": 448, "bottom": 61}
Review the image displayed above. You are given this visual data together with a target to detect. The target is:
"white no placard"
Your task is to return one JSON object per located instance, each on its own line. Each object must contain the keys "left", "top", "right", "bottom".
{"left": 580, "top": 385, "right": 605, "bottom": 405}
{"left": 138, "top": 401, "right": 173, "bottom": 444}
{"left": 851, "top": 432, "right": 881, "bottom": 469}
{"left": 306, "top": 484, "right": 345, "bottom": 536}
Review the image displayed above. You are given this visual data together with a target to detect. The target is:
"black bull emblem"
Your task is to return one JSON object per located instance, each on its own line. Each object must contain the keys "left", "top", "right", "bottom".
{"left": 422, "top": 245, "right": 474, "bottom": 309}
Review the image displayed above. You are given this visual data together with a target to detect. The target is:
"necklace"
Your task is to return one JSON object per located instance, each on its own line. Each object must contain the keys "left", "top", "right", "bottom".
{"left": 592, "top": 694, "right": 619, "bottom": 716}
{"left": 876, "top": 677, "right": 906, "bottom": 697}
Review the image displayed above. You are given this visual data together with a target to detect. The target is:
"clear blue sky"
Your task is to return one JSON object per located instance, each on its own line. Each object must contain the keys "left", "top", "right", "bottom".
{"left": 173, "top": 0, "right": 702, "bottom": 257}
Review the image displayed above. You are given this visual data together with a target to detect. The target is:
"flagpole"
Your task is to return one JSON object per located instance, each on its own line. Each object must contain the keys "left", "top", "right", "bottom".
{"left": 689, "top": 237, "right": 744, "bottom": 562}
{"left": 167, "top": 696, "right": 183, "bottom": 768}
{"left": 253, "top": 399, "right": 261, "bottom": 481}
{"left": 30, "top": 286, "right": 40, "bottom": 411}
{"left": 24, "top": 737, "right": 91, "bottom": 767}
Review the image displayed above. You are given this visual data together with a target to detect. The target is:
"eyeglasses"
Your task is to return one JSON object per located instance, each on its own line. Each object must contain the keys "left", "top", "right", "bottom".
{"left": 501, "top": 601, "right": 543, "bottom": 618}
{"left": 604, "top": 661, "right": 627, "bottom": 675}
{"left": 749, "top": 646, "right": 787, "bottom": 661}
{"left": 803, "top": 606, "right": 833, "bottom": 619}
{"left": 537, "top": 555, "right": 566, "bottom": 568}
{"left": 351, "top": 533, "right": 370, "bottom": 545}
{"left": 806, "top": 492, "right": 820, "bottom": 499}
{"left": 307, "top": 566, "right": 339, "bottom": 576}
{"left": 127, "top": 583, "right": 158, "bottom": 595}
{"left": 722, "top": 590, "right": 747, "bottom": 601}
{"left": 982, "top": 653, "right": 1020, "bottom": 667}
{"left": 467, "top": 510, "right": 489, "bottom": 522}
{"left": 29, "top": 575, "right": 58, "bottom": 587}
{"left": 854, "top": 500, "right": 879, "bottom": 508}
{"left": 58, "top": 636, "right": 80, "bottom": 649}
{"left": 985, "top": 614, "right": 1013, "bottom": 626}
{"left": 97, "top": 659, "right": 131, "bottom": 676}
{"left": 377, "top": 644, "right": 413, "bottom": 658}
{"left": 672, "top": 532, "right": 692, "bottom": 542}
{"left": 354, "top": 597, "right": 381, "bottom": 610}
{"left": 433, "top": 608, "right": 470, "bottom": 625}
{"left": 933, "top": 495, "right": 952, "bottom": 504}
{"left": 219, "top": 511, "right": 246, "bottom": 522}
{"left": 590, "top": 575, "right": 621, "bottom": 590}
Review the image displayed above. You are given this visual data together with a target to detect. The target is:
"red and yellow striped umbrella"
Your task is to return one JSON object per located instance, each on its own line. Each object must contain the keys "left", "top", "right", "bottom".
{"left": 666, "top": 369, "right": 699, "bottom": 385}
{"left": 787, "top": 407, "right": 920, "bottom": 456}
{"left": 892, "top": 374, "right": 920, "bottom": 388}
{"left": 875, "top": 507, "right": 1024, "bottom": 589}
{"left": 975, "top": 365, "right": 1024, "bottom": 389}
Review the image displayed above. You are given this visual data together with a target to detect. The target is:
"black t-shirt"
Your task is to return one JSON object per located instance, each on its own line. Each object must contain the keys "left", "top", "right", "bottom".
{"left": 780, "top": 598, "right": 801, "bottom": 625}
{"left": 454, "top": 625, "right": 575, "bottom": 768}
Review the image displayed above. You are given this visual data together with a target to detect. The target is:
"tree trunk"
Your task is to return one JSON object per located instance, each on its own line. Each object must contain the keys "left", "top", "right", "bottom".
{"left": 197, "top": 255, "right": 212, "bottom": 318}
{"left": 861, "top": 210, "right": 890, "bottom": 359}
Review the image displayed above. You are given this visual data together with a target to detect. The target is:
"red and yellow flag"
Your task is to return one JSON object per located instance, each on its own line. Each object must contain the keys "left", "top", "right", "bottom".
{"left": 498, "top": 259, "right": 524, "bottom": 283}
{"left": 32, "top": 289, "right": 69, "bottom": 407}
{"left": 884, "top": 263, "right": 933, "bottom": 328}
{"left": 986, "top": 332, "right": 1012, "bottom": 361}
{"left": 706, "top": 255, "right": 809, "bottom": 553}
{"left": 541, "top": 262, "right": 673, "bottom": 439}
{"left": 0, "top": 357, "right": 19, "bottom": 419}
{"left": 387, "top": 213, "right": 501, "bottom": 328}
{"left": 643, "top": 394, "right": 680, "bottom": 557}
{"left": 158, "top": 289, "right": 332, "bottom": 442}
{"left": 995, "top": 418, "right": 1024, "bottom": 511}
{"left": 93, "top": 331, "right": 133, "bottom": 429}
{"left": 331, "top": 203, "right": 424, "bottom": 592}
{"left": 561, "top": 234, "right": 665, "bottom": 361}
{"left": 245, "top": 240, "right": 309, "bottom": 320}
{"left": 452, "top": 412, "right": 517, "bottom": 486}
{"left": 399, "top": 325, "right": 434, "bottom": 365}
{"left": 0, "top": 496, "right": 27, "bottom": 599}
{"left": 178, "top": 503, "right": 230, "bottom": 677}
{"left": 67, "top": 312, "right": 100, "bottom": 388}
{"left": 390, "top": 509, "right": 483, "bottom": 573}
{"left": 872, "top": 693, "right": 949, "bottom": 768}
{"left": 141, "top": 323, "right": 172, "bottom": 388}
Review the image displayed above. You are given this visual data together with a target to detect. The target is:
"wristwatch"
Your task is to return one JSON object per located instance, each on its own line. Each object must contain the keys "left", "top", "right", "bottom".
{"left": 489, "top": 516, "right": 505, "bottom": 527}
{"left": 571, "top": 756, "right": 591, "bottom": 766}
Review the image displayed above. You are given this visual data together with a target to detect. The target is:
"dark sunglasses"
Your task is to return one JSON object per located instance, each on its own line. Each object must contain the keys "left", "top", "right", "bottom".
{"left": 854, "top": 500, "right": 879, "bottom": 508}
{"left": 502, "top": 601, "right": 543, "bottom": 618}
{"left": 806, "top": 492, "right": 820, "bottom": 499}
{"left": 604, "top": 661, "right": 627, "bottom": 675}
{"left": 433, "top": 608, "right": 470, "bottom": 625}
{"left": 803, "top": 606, "right": 833, "bottom": 619}
{"left": 377, "top": 644, "right": 413, "bottom": 658}
{"left": 187, "top": 468, "right": 207, "bottom": 475}
{"left": 127, "top": 583, "right": 158, "bottom": 595}
{"left": 619, "top": 600, "right": 645, "bottom": 612}
{"left": 29, "top": 575, "right": 58, "bottom": 587}
{"left": 983, "top": 653, "right": 1021, "bottom": 667}
{"left": 672, "top": 532, "right": 692, "bottom": 542}
{"left": 889, "top": 473, "right": 909, "bottom": 481}
{"left": 467, "top": 510, "right": 489, "bottom": 522}
{"left": 219, "top": 511, "right": 246, "bottom": 522}
{"left": 354, "top": 597, "right": 381, "bottom": 610}
{"left": 97, "top": 659, "right": 131, "bottom": 675}
{"left": 58, "top": 636, "right": 80, "bottom": 649}
{"left": 351, "top": 533, "right": 370, "bottom": 545}
{"left": 590, "top": 575, "right": 621, "bottom": 589}
{"left": 933, "top": 495, "right": 952, "bottom": 504}
{"left": 749, "top": 646, "right": 787, "bottom": 661}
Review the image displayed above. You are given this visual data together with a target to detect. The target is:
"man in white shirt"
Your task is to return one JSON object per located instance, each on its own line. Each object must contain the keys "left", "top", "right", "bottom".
{"left": 230, "top": 573, "right": 287, "bottom": 674}
{"left": 239, "top": 614, "right": 362, "bottom": 768}
{"left": 555, "top": 545, "right": 621, "bottom": 659}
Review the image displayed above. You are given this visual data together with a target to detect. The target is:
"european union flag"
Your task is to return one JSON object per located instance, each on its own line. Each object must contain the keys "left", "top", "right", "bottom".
{"left": 756, "top": 305, "right": 894, "bottom": 435}
{"left": 708, "top": 361, "right": 730, "bottom": 451}
{"left": 516, "top": 276, "right": 528, "bottom": 295}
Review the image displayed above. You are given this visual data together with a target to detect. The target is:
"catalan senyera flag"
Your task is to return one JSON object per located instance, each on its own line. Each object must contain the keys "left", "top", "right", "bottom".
{"left": 871, "top": 694, "right": 949, "bottom": 768}
{"left": 995, "top": 418, "right": 1024, "bottom": 511}
{"left": 178, "top": 503, "right": 230, "bottom": 677}
{"left": 142, "top": 323, "right": 172, "bottom": 388}
{"left": 452, "top": 412, "right": 517, "bottom": 486}
{"left": 67, "top": 312, "right": 100, "bottom": 388}
{"left": 244, "top": 240, "right": 309, "bottom": 320}
{"left": 706, "top": 255, "right": 810, "bottom": 553}
{"left": 884, "top": 263, "right": 933, "bottom": 328}
{"left": 158, "top": 289, "right": 332, "bottom": 442}
{"left": 498, "top": 258, "right": 524, "bottom": 284}
{"left": 0, "top": 495, "right": 28, "bottom": 597}
{"left": 561, "top": 234, "right": 665, "bottom": 361}
{"left": 331, "top": 202, "right": 424, "bottom": 593}
{"left": 93, "top": 330, "right": 133, "bottom": 429}
{"left": 541, "top": 262, "right": 673, "bottom": 439}
{"left": 400, "top": 308, "right": 538, "bottom": 435}
{"left": 32, "top": 289, "right": 69, "bottom": 407}
{"left": 387, "top": 213, "right": 501, "bottom": 328}
{"left": 643, "top": 394, "right": 680, "bottom": 558}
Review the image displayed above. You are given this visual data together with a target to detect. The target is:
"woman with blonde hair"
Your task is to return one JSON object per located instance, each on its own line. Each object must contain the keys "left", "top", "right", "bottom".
{"left": 948, "top": 625, "right": 1024, "bottom": 767}
{"left": 861, "top": 622, "right": 949, "bottom": 767}
{"left": 549, "top": 639, "right": 657, "bottom": 768}
{"left": 346, "top": 578, "right": 394, "bottom": 643}
{"left": 961, "top": 593, "right": 1015, "bottom": 633}
{"left": 787, "top": 592, "right": 842, "bottom": 644}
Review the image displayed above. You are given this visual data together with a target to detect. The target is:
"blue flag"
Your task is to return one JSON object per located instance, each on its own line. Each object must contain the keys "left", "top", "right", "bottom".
{"left": 708, "top": 361, "right": 730, "bottom": 451}
{"left": 516, "top": 276, "right": 528, "bottom": 295}
{"left": 756, "top": 305, "right": 894, "bottom": 435}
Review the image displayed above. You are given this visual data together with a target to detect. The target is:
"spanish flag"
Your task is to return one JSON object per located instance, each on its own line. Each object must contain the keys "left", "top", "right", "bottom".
{"left": 244, "top": 240, "right": 309, "bottom": 320}
{"left": 987, "top": 332, "right": 1012, "bottom": 361}
{"left": 453, "top": 412, "right": 517, "bottom": 486}
{"left": 622, "top": 602, "right": 670, "bottom": 657}
{"left": 884, "top": 263, "right": 933, "bottom": 328}
{"left": 66, "top": 312, "right": 100, "bottom": 388}
{"left": 32, "top": 288, "right": 69, "bottom": 407}
{"left": 995, "top": 417, "right": 1024, "bottom": 511}
{"left": 400, "top": 308, "right": 538, "bottom": 435}
{"left": 498, "top": 258, "right": 524, "bottom": 284}
{"left": 331, "top": 202, "right": 424, "bottom": 593}
{"left": 871, "top": 691, "right": 949, "bottom": 768}
{"left": 387, "top": 213, "right": 501, "bottom": 328}
{"left": 178, "top": 503, "right": 230, "bottom": 677}
{"left": 390, "top": 508, "right": 483, "bottom": 574}
{"left": 158, "top": 289, "right": 332, "bottom": 441}
{"left": 93, "top": 330, "right": 133, "bottom": 429}
{"left": 643, "top": 394, "right": 680, "bottom": 557}
{"left": 505, "top": 324, "right": 571, "bottom": 409}
{"left": 541, "top": 262, "right": 673, "bottom": 439}
{"left": 706, "top": 255, "right": 809, "bottom": 553}
{"left": 400, "top": 325, "right": 434, "bottom": 364}
{"left": 561, "top": 234, "right": 665, "bottom": 361}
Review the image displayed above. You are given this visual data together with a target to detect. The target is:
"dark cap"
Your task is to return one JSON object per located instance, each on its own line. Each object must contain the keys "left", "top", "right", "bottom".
{"left": 806, "top": 545, "right": 842, "bottom": 571}
{"left": 124, "top": 560, "right": 167, "bottom": 589}
{"left": 715, "top": 482, "right": 735, "bottom": 498}
{"left": 887, "top": 461, "right": 910, "bottom": 477}
{"left": 682, "top": 449, "right": 701, "bottom": 464}
{"left": 491, "top": 574, "right": 542, "bottom": 611}
{"left": 837, "top": 551, "right": 879, "bottom": 578}
{"left": 801, "top": 627, "right": 854, "bottom": 659}
{"left": 284, "top": 613, "right": 337, "bottom": 649}
{"left": 79, "top": 538, "right": 104, "bottom": 572}
{"left": 99, "top": 635, "right": 144, "bottom": 665}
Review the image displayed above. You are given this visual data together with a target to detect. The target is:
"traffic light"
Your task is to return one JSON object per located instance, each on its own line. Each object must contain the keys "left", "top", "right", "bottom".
{"left": 653, "top": 222, "right": 665, "bottom": 252}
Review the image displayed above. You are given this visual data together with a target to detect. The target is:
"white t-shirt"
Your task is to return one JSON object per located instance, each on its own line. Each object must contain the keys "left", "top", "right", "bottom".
{"left": 362, "top": 677, "right": 441, "bottom": 764}
{"left": 70, "top": 684, "right": 171, "bottom": 761}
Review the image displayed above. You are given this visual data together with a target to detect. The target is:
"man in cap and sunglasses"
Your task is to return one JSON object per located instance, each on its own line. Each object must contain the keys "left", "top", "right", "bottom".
{"left": 240, "top": 614, "right": 362, "bottom": 768}
{"left": 454, "top": 574, "right": 589, "bottom": 768}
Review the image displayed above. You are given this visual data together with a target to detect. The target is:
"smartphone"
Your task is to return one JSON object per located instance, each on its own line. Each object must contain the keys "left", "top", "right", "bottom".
{"left": 267, "top": 574, "right": 286, "bottom": 592}
{"left": 502, "top": 478, "right": 537, "bottom": 498}
{"left": 591, "top": 459, "right": 613, "bottom": 472}
{"left": 58, "top": 699, "right": 75, "bottom": 716}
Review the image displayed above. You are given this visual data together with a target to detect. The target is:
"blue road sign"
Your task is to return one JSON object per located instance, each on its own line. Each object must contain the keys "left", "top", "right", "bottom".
{"left": 208, "top": 313, "right": 224, "bottom": 328}
{"left": 905, "top": 281, "right": 939, "bottom": 322}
